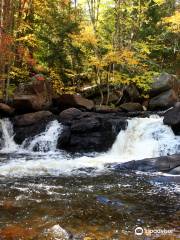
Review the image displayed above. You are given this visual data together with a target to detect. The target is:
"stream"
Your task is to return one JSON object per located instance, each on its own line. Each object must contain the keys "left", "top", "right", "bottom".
{"left": 0, "top": 116, "right": 179, "bottom": 239}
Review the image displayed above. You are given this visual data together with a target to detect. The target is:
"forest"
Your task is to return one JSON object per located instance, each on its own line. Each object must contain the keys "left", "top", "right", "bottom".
{"left": 0, "top": 0, "right": 179, "bottom": 105}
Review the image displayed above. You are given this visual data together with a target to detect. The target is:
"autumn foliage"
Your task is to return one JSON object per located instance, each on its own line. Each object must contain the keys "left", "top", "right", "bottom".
{"left": 0, "top": 0, "right": 179, "bottom": 102}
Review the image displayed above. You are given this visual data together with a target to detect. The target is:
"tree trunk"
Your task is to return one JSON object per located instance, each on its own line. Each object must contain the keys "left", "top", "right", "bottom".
{"left": 106, "top": 65, "right": 111, "bottom": 105}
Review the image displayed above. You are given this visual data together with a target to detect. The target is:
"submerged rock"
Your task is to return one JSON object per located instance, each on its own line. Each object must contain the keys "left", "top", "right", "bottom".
{"left": 163, "top": 106, "right": 180, "bottom": 135}
{"left": 96, "top": 196, "right": 124, "bottom": 207}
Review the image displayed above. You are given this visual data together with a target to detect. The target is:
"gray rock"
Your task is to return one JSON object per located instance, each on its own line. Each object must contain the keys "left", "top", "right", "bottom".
{"left": 59, "top": 108, "right": 82, "bottom": 121}
{"left": 60, "top": 113, "right": 127, "bottom": 152}
{"left": 120, "top": 102, "right": 143, "bottom": 112}
{"left": 53, "top": 94, "right": 94, "bottom": 111}
{"left": 169, "top": 166, "right": 180, "bottom": 175}
{"left": 13, "top": 114, "right": 57, "bottom": 145}
{"left": 14, "top": 111, "right": 53, "bottom": 127}
{"left": 163, "top": 106, "right": 180, "bottom": 135}
{"left": 149, "top": 89, "right": 178, "bottom": 110}
{"left": 115, "top": 154, "right": 180, "bottom": 174}
{"left": 71, "top": 117, "right": 100, "bottom": 133}
{"left": 150, "top": 73, "right": 180, "bottom": 97}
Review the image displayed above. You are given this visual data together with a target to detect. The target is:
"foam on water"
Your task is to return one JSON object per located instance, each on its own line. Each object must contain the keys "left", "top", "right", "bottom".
{"left": 110, "top": 116, "right": 180, "bottom": 161}
{"left": 0, "top": 119, "right": 19, "bottom": 153}
{"left": 0, "top": 116, "right": 179, "bottom": 177}
{"left": 23, "top": 120, "right": 63, "bottom": 152}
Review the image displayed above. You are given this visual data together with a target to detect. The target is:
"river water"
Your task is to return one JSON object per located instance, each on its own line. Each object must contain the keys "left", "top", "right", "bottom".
{"left": 0, "top": 116, "right": 179, "bottom": 239}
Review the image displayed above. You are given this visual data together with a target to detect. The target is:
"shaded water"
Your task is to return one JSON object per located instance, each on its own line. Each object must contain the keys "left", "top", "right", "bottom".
{"left": 0, "top": 117, "right": 179, "bottom": 239}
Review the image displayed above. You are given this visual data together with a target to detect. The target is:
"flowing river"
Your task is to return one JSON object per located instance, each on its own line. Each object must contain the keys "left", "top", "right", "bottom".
{"left": 0, "top": 116, "right": 179, "bottom": 239}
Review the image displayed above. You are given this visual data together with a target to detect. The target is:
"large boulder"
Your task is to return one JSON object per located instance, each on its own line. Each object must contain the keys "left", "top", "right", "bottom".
{"left": 150, "top": 73, "right": 180, "bottom": 97}
{"left": 13, "top": 75, "right": 52, "bottom": 113}
{"left": 13, "top": 95, "right": 51, "bottom": 113}
{"left": 14, "top": 111, "right": 53, "bottom": 127}
{"left": 13, "top": 112, "right": 56, "bottom": 145}
{"left": 59, "top": 108, "right": 82, "bottom": 122}
{"left": 163, "top": 106, "right": 180, "bottom": 135}
{"left": 53, "top": 94, "right": 94, "bottom": 111}
{"left": 58, "top": 112, "right": 128, "bottom": 152}
{"left": 120, "top": 102, "right": 143, "bottom": 112}
{"left": 149, "top": 89, "right": 178, "bottom": 110}
{"left": 0, "top": 103, "right": 14, "bottom": 116}
{"left": 114, "top": 154, "right": 180, "bottom": 174}
{"left": 71, "top": 117, "right": 100, "bottom": 133}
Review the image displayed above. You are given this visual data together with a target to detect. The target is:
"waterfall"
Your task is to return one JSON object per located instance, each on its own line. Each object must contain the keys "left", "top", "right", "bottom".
{"left": 109, "top": 116, "right": 180, "bottom": 161}
{"left": 0, "top": 119, "right": 63, "bottom": 153}
{"left": 0, "top": 119, "right": 19, "bottom": 153}
{"left": 0, "top": 116, "right": 179, "bottom": 177}
{"left": 23, "top": 120, "right": 63, "bottom": 152}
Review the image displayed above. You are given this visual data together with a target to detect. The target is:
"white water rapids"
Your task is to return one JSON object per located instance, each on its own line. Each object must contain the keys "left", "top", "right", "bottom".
{"left": 0, "top": 116, "right": 179, "bottom": 177}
